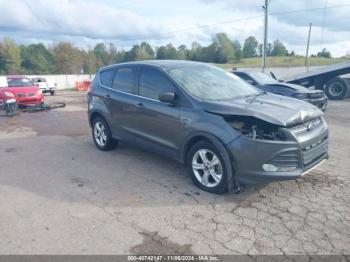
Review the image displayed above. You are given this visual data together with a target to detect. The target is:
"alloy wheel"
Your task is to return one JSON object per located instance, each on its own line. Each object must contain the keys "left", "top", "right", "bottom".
{"left": 94, "top": 121, "right": 107, "bottom": 147}
{"left": 192, "top": 149, "right": 223, "bottom": 187}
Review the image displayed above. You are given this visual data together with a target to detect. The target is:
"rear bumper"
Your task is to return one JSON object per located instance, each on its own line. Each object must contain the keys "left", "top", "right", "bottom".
{"left": 39, "top": 87, "right": 56, "bottom": 92}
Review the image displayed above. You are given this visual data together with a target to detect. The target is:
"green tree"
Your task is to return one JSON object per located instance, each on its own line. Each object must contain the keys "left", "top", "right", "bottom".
{"left": 232, "top": 40, "right": 243, "bottom": 61}
{"left": 270, "top": 40, "right": 288, "bottom": 56}
{"left": 156, "top": 44, "right": 177, "bottom": 59}
{"left": 108, "top": 43, "right": 118, "bottom": 64}
{"left": 93, "top": 43, "right": 109, "bottom": 66}
{"left": 156, "top": 46, "right": 167, "bottom": 60}
{"left": 124, "top": 42, "right": 154, "bottom": 61}
{"left": 52, "top": 42, "right": 83, "bottom": 74}
{"left": 258, "top": 43, "right": 272, "bottom": 56}
{"left": 140, "top": 42, "right": 155, "bottom": 59}
{"left": 317, "top": 48, "right": 332, "bottom": 58}
{"left": 189, "top": 42, "right": 202, "bottom": 61}
{"left": 20, "top": 43, "right": 54, "bottom": 74}
{"left": 200, "top": 43, "right": 218, "bottom": 62}
{"left": 212, "top": 33, "right": 235, "bottom": 63}
{"left": 243, "top": 36, "right": 258, "bottom": 58}
{"left": 0, "top": 38, "right": 21, "bottom": 74}
{"left": 82, "top": 50, "right": 99, "bottom": 74}
{"left": 177, "top": 45, "right": 189, "bottom": 60}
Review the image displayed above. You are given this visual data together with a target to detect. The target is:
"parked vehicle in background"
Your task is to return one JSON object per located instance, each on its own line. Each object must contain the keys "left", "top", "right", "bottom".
{"left": 0, "top": 76, "right": 8, "bottom": 88}
{"left": 0, "top": 76, "right": 44, "bottom": 107}
{"left": 233, "top": 70, "right": 328, "bottom": 111}
{"left": 285, "top": 60, "right": 350, "bottom": 100}
{"left": 87, "top": 60, "right": 328, "bottom": 194}
{"left": 31, "top": 77, "right": 56, "bottom": 95}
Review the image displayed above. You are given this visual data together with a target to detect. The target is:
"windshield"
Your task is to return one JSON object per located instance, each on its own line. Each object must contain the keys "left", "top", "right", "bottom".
{"left": 167, "top": 64, "right": 259, "bottom": 101}
{"left": 7, "top": 78, "right": 34, "bottom": 87}
{"left": 249, "top": 72, "right": 279, "bottom": 85}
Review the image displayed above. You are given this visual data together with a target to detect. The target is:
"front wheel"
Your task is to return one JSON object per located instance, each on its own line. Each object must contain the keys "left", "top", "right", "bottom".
{"left": 187, "top": 141, "right": 229, "bottom": 194}
{"left": 92, "top": 117, "right": 118, "bottom": 151}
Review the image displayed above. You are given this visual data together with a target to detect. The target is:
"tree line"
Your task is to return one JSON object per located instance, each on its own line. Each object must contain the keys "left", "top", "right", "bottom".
{"left": 0, "top": 33, "right": 332, "bottom": 75}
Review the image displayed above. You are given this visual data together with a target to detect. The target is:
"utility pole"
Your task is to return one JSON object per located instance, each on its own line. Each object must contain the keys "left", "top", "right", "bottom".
{"left": 262, "top": 0, "right": 269, "bottom": 72}
{"left": 305, "top": 22, "right": 312, "bottom": 71}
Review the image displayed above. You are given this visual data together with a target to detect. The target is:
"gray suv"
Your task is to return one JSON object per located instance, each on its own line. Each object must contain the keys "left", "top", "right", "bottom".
{"left": 87, "top": 61, "right": 329, "bottom": 194}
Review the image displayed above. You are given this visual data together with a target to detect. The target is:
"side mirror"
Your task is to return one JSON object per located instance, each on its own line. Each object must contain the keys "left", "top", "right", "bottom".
{"left": 159, "top": 92, "right": 176, "bottom": 105}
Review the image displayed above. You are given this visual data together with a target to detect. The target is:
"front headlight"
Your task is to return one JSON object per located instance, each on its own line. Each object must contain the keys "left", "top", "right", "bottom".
{"left": 36, "top": 89, "right": 43, "bottom": 95}
{"left": 4, "top": 92, "right": 15, "bottom": 98}
{"left": 227, "top": 117, "right": 286, "bottom": 141}
{"left": 293, "top": 93, "right": 308, "bottom": 99}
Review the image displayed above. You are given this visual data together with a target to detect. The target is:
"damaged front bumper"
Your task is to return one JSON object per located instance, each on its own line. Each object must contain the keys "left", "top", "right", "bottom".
{"left": 227, "top": 118, "right": 329, "bottom": 185}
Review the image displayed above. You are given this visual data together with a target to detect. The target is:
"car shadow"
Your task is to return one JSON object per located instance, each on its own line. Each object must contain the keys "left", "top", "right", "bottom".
{"left": 0, "top": 133, "right": 261, "bottom": 209}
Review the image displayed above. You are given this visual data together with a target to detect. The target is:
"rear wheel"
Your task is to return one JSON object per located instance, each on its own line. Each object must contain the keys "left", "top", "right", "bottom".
{"left": 325, "top": 77, "right": 349, "bottom": 100}
{"left": 92, "top": 117, "right": 118, "bottom": 151}
{"left": 187, "top": 141, "right": 229, "bottom": 194}
{"left": 50, "top": 90, "right": 55, "bottom": 96}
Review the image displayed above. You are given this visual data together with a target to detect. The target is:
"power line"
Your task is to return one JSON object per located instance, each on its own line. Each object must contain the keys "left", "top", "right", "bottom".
{"left": 114, "top": 3, "right": 350, "bottom": 43}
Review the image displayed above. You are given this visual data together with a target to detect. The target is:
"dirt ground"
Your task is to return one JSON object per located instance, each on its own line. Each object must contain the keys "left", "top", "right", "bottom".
{"left": 0, "top": 91, "right": 349, "bottom": 256}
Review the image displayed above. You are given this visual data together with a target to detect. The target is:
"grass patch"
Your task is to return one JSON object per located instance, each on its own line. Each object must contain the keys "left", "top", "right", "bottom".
{"left": 216, "top": 56, "right": 349, "bottom": 69}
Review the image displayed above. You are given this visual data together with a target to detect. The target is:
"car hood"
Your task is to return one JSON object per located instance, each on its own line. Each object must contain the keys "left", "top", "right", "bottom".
{"left": 201, "top": 93, "right": 323, "bottom": 127}
{"left": 2, "top": 86, "right": 39, "bottom": 94}
{"left": 270, "top": 82, "right": 320, "bottom": 94}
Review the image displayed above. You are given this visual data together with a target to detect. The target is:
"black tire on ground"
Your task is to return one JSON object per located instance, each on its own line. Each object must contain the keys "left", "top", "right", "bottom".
{"left": 187, "top": 140, "right": 230, "bottom": 194}
{"left": 325, "top": 77, "right": 350, "bottom": 100}
{"left": 92, "top": 116, "right": 118, "bottom": 151}
{"left": 346, "top": 79, "right": 350, "bottom": 97}
{"left": 50, "top": 90, "right": 55, "bottom": 96}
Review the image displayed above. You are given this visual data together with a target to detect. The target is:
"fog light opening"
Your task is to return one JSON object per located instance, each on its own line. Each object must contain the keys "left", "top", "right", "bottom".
{"left": 262, "top": 164, "right": 297, "bottom": 172}
{"left": 262, "top": 164, "right": 278, "bottom": 172}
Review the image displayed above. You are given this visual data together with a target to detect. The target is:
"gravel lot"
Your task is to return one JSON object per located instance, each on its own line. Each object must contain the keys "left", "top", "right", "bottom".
{"left": 0, "top": 91, "right": 349, "bottom": 256}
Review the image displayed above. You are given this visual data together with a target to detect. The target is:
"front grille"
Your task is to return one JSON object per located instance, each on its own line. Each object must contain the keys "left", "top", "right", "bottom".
{"left": 17, "top": 93, "right": 26, "bottom": 98}
{"left": 270, "top": 150, "right": 299, "bottom": 167}
{"left": 308, "top": 92, "right": 324, "bottom": 99}
{"left": 28, "top": 93, "right": 35, "bottom": 97}
{"left": 302, "top": 137, "right": 328, "bottom": 166}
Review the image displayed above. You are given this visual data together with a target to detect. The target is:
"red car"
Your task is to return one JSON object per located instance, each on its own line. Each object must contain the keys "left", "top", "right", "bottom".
{"left": 0, "top": 76, "right": 44, "bottom": 107}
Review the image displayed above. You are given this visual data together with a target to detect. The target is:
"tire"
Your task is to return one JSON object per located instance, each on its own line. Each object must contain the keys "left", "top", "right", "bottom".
{"left": 187, "top": 140, "right": 229, "bottom": 194}
{"left": 325, "top": 77, "right": 350, "bottom": 100}
{"left": 92, "top": 116, "right": 118, "bottom": 151}
{"left": 50, "top": 90, "right": 55, "bottom": 96}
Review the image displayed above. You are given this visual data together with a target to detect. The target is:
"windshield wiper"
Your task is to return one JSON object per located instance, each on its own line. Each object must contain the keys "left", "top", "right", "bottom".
{"left": 245, "top": 91, "right": 267, "bottom": 98}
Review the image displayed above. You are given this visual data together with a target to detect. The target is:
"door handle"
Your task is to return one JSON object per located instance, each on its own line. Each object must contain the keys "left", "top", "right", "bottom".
{"left": 135, "top": 102, "right": 144, "bottom": 108}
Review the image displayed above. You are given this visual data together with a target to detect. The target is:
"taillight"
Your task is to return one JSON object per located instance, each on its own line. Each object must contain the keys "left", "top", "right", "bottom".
{"left": 87, "top": 83, "right": 93, "bottom": 93}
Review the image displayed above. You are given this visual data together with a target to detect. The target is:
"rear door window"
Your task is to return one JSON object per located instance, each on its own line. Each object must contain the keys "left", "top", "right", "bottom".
{"left": 139, "top": 67, "right": 175, "bottom": 100}
{"left": 112, "top": 67, "right": 136, "bottom": 94}
{"left": 100, "top": 69, "right": 114, "bottom": 87}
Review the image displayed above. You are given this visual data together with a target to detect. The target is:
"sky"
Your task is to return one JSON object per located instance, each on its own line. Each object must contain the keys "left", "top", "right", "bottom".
{"left": 0, "top": 0, "right": 349, "bottom": 57}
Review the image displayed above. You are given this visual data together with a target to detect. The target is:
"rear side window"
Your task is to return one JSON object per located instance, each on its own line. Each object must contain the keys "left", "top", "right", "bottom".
{"left": 112, "top": 67, "right": 136, "bottom": 94}
{"left": 100, "top": 69, "right": 114, "bottom": 87}
{"left": 139, "top": 68, "right": 175, "bottom": 100}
